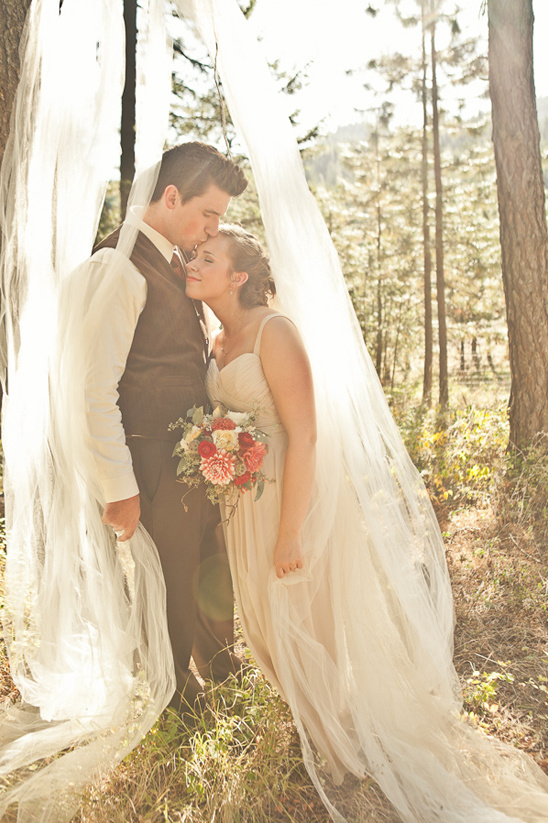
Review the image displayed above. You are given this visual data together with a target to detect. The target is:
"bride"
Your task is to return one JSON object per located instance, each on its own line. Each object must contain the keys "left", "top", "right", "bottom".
{"left": 186, "top": 224, "right": 313, "bottom": 582}
{"left": 186, "top": 224, "right": 548, "bottom": 823}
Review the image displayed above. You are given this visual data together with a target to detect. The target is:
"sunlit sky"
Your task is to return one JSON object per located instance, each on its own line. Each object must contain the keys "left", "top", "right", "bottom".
{"left": 246, "top": 0, "right": 548, "bottom": 131}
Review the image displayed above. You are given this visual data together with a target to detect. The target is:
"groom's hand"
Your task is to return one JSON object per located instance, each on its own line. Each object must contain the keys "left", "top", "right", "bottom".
{"left": 102, "top": 494, "right": 140, "bottom": 542}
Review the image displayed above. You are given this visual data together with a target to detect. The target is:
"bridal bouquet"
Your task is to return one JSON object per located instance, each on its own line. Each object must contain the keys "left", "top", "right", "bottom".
{"left": 169, "top": 405, "right": 269, "bottom": 508}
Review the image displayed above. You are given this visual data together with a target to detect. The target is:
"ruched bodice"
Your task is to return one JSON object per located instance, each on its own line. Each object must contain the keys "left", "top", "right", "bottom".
{"left": 206, "top": 313, "right": 285, "bottom": 434}
{"left": 206, "top": 354, "right": 283, "bottom": 433}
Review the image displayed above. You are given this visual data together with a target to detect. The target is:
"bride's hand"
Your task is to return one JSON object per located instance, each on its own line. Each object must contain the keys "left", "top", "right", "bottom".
{"left": 274, "top": 535, "right": 304, "bottom": 579}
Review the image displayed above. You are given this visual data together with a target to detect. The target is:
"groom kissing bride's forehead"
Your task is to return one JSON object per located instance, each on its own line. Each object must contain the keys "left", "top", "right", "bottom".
{"left": 89, "top": 141, "right": 247, "bottom": 715}
{"left": 144, "top": 142, "right": 247, "bottom": 251}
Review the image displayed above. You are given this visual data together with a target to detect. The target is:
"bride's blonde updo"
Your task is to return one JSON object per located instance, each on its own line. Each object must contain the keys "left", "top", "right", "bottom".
{"left": 219, "top": 224, "right": 276, "bottom": 308}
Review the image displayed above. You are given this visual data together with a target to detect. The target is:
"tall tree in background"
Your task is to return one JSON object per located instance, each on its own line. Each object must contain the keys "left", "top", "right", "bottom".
{"left": 0, "top": 0, "right": 33, "bottom": 411}
{"left": 488, "top": 0, "right": 548, "bottom": 448}
{"left": 120, "top": 0, "right": 137, "bottom": 218}
{"left": 429, "top": 9, "right": 449, "bottom": 408}
{"left": 384, "top": 0, "right": 467, "bottom": 407}
{"left": 370, "top": 121, "right": 390, "bottom": 378}
{"left": 421, "top": 2, "right": 433, "bottom": 406}
{"left": 0, "top": 0, "right": 32, "bottom": 175}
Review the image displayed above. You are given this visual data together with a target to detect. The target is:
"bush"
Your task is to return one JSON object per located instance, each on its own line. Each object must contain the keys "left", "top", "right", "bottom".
{"left": 396, "top": 404, "right": 508, "bottom": 507}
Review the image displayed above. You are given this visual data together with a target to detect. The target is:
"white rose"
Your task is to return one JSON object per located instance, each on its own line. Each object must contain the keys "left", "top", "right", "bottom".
{"left": 213, "top": 429, "right": 239, "bottom": 452}
{"left": 226, "top": 411, "right": 248, "bottom": 426}
{"left": 186, "top": 425, "right": 201, "bottom": 443}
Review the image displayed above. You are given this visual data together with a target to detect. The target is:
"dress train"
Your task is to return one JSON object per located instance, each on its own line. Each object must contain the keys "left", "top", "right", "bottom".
{"left": 206, "top": 314, "right": 548, "bottom": 823}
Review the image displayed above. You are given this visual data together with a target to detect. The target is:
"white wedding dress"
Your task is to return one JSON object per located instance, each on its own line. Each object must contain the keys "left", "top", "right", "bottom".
{"left": 206, "top": 313, "right": 548, "bottom": 823}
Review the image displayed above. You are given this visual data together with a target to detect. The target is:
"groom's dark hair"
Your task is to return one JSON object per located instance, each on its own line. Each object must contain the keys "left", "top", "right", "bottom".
{"left": 150, "top": 142, "right": 247, "bottom": 203}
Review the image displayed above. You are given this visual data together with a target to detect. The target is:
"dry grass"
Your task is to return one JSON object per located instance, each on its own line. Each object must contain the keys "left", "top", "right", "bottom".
{"left": 72, "top": 686, "right": 405, "bottom": 823}
{"left": 71, "top": 640, "right": 402, "bottom": 821}
{"left": 448, "top": 504, "right": 548, "bottom": 767}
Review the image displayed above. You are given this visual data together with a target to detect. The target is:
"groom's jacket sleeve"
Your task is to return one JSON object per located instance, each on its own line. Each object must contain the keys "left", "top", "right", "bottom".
{"left": 82, "top": 247, "right": 147, "bottom": 503}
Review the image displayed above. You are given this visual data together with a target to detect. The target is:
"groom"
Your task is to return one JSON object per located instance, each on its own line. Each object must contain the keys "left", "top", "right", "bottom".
{"left": 87, "top": 142, "right": 247, "bottom": 711}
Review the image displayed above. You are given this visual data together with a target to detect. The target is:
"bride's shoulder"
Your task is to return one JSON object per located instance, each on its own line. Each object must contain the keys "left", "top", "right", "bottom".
{"left": 259, "top": 310, "right": 294, "bottom": 326}
{"left": 258, "top": 312, "right": 304, "bottom": 353}
{"left": 259, "top": 313, "right": 310, "bottom": 384}
{"left": 259, "top": 311, "right": 298, "bottom": 336}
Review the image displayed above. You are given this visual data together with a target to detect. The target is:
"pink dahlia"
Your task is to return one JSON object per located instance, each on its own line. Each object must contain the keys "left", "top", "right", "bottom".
{"left": 243, "top": 443, "right": 267, "bottom": 472}
{"left": 200, "top": 451, "right": 236, "bottom": 485}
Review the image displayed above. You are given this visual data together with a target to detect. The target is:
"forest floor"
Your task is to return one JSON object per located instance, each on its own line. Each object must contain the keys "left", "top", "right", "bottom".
{"left": 1, "top": 390, "right": 547, "bottom": 822}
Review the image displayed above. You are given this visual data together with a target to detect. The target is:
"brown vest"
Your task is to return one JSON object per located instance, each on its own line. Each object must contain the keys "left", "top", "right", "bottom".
{"left": 94, "top": 229, "right": 209, "bottom": 441}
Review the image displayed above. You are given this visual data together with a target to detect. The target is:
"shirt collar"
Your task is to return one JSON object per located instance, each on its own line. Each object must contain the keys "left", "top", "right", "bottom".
{"left": 127, "top": 206, "right": 177, "bottom": 264}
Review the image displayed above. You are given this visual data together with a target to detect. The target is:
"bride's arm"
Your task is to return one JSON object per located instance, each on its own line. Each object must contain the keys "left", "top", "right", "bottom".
{"left": 260, "top": 316, "right": 317, "bottom": 578}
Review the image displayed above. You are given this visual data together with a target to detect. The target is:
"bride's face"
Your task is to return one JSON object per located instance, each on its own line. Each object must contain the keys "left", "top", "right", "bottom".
{"left": 185, "top": 234, "right": 233, "bottom": 303}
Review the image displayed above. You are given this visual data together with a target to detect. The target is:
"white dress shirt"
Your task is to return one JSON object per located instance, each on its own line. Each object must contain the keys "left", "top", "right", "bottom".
{"left": 84, "top": 214, "right": 178, "bottom": 503}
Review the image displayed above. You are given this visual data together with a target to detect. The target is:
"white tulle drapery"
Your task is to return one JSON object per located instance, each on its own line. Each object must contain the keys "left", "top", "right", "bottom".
{"left": 0, "top": 0, "right": 174, "bottom": 819}
{"left": 1, "top": 0, "right": 548, "bottom": 821}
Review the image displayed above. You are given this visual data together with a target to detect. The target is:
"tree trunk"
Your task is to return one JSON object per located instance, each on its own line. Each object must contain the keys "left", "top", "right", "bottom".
{"left": 391, "top": 311, "right": 403, "bottom": 392}
{"left": 375, "top": 273, "right": 383, "bottom": 377}
{"left": 375, "top": 200, "right": 383, "bottom": 378}
{"left": 488, "top": 0, "right": 548, "bottom": 448}
{"left": 421, "top": 10, "right": 433, "bottom": 407}
{"left": 0, "top": 0, "right": 32, "bottom": 174}
{"left": 472, "top": 336, "right": 481, "bottom": 372}
{"left": 0, "top": 0, "right": 33, "bottom": 411}
{"left": 431, "top": 22, "right": 449, "bottom": 408}
{"left": 120, "top": 0, "right": 137, "bottom": 218}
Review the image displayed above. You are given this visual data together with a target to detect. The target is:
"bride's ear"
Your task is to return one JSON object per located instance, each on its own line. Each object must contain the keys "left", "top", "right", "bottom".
{"left": 231, "top": 270, "right": 249, "bottom": 288}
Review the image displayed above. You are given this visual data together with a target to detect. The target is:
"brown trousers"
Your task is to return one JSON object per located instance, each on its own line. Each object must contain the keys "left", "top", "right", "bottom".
{"left": 128, "top": 437, "right": 238, "bottom": 693}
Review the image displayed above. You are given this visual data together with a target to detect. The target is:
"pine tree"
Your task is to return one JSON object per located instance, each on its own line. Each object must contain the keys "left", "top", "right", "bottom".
{"left": 488, "top": 0, "right": 548, "bottom": 448}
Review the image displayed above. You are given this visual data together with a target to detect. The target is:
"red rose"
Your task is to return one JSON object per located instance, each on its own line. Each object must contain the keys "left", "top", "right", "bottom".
{"left": 198, "top": 440, "right": 217, "bottom": 458}
{"left": 234, "top": 471, "right": 251, "bottom": 486}
{"left": 211, "top": 417, "right": 236, "bottom": 431}
{"left": 238, "top": 431, "right": 255, "bottom": 450}
{"left": 243, "top": 443, "right": 267, "bottom": 472}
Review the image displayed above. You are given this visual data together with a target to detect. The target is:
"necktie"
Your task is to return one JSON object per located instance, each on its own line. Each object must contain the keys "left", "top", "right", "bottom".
{"left": 171, "top": 249, "right": 210, "bottom": 356}
{"left": 170, "top": 251, "right": 185, "bottom": 279}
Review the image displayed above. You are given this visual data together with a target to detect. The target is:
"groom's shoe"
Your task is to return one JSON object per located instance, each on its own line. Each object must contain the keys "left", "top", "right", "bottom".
{"left": 193, "top": 641, "right": 246, "bottom": 685}
{"left": 168, "top": 669, "right": 206, "bottom": 721}
{"left": 204, "top": 650, "right": 246, "bottom": 685}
